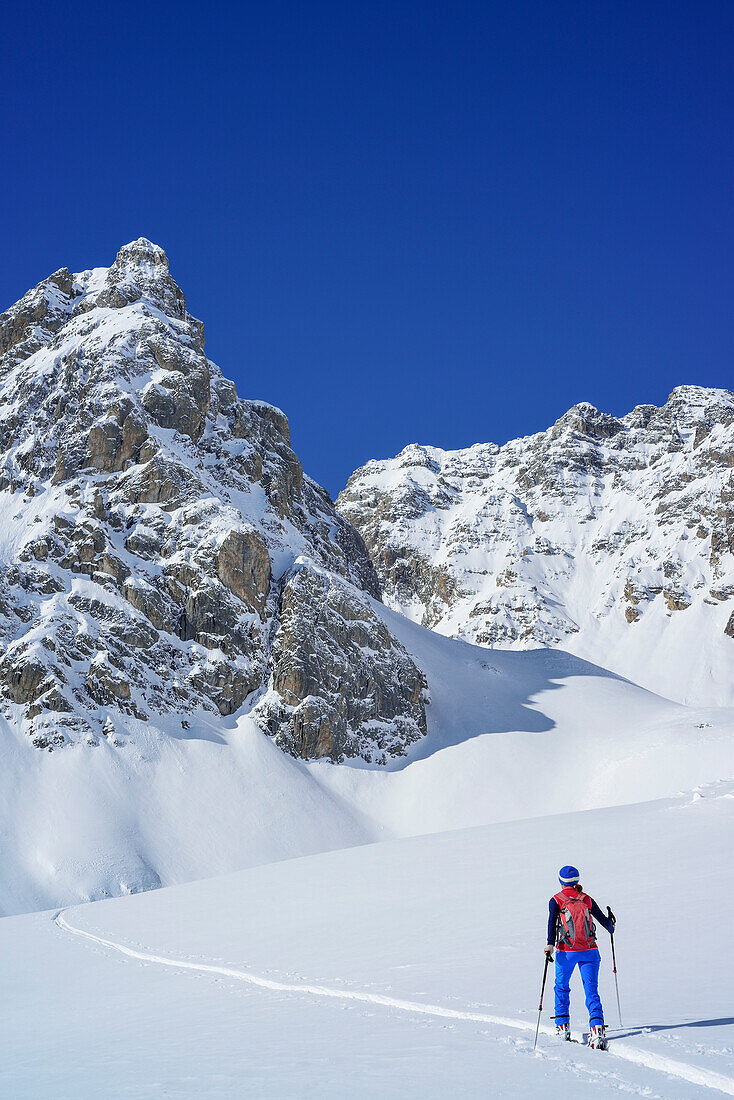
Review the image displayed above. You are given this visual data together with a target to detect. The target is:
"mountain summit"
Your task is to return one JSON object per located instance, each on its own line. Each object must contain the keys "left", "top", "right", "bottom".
{"left": 337, "top": 387, "right": 734, "bottom": 705}
{"left": 0, "top": 242, "right": 426, "bottom": 762}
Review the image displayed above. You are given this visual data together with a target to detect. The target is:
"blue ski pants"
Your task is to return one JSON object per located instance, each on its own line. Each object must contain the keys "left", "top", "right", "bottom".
{"left": 554, "top": 949, "right": 604, "bottom": 1026}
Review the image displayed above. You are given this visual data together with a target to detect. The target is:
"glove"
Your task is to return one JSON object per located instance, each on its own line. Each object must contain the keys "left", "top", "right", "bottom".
{"left": 544, "top": 945, "right": 554, "bottom": 960}
{"left": 607, "top": 905, "right": 616, "bottom": 928}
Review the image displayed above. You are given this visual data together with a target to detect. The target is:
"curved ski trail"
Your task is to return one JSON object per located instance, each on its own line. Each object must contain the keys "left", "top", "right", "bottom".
{"left": 55, "top": 911, "right": 734, "bottom": 1097}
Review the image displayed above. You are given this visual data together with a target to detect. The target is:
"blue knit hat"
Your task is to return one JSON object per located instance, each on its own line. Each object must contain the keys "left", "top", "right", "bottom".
{"left": 558, "top": 865, "right": 580, "bottom": 885}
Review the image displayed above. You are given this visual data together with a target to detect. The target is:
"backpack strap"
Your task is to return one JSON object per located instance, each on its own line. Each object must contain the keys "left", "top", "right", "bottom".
{"left": 555, "top": 888, "right": 590, "bottom": 908}
{"left": 553, "top": 893, "right": 571, "bottom": 946}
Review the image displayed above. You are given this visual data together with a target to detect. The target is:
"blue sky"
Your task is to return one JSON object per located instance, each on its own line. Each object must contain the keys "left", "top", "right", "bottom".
{"left": 3, "top": 1, "right": 733, "bottom": 496}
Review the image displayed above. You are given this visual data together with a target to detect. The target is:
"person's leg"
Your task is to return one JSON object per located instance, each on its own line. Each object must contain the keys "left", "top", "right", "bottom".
{"left": 554, "top": 951, "right": 576, "bottom": 1023}
{"left": 578, "top": 950, "right": 604, "bottom": 1026}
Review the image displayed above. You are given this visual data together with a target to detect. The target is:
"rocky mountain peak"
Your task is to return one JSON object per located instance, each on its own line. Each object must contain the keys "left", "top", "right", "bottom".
{"left": 0, "top": 244, "right": 426, "bottom": 762}
{"left": 394, "top": 444, "right": 442, "bottom": 473}
{"left": 115, "top": 237, "right": 169, "bottom": 268}
{"left": 88, "top": 238, "right": 187, "bottom": 319}
{"left": 662, "top": 385, "right": 734, "bottom": 432}
{"left": 551, "top": 402, "right": 623, "bottom": 441}
{"left": 338, "top": 386, "right": 734, "bottom": 706}
{"left": 667, "top": 384, "right": 733, "bottom": 408}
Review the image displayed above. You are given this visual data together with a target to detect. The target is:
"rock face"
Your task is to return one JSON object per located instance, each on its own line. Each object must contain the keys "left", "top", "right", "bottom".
{"left": 255, "top": 565, "right": 427, "bottom": 763}
{"left": 0, "top": 240, "right": 426, "bottom": 760}
{"left": 338, "top": 388, "right": 734, "bottom": 705}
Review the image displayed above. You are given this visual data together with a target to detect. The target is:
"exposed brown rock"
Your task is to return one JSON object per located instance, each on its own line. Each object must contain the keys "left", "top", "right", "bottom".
{"left": 259, "top": 567, "right": 427, "bottom": 763}
{"left": 664, "top": 589, "right": 692, "bottom": 612}
{"left": 216, "top": 529, "right": 271, "bottom": 615}
{"left": 121, "top": 581, "right": 179, "bottom": 633}
{"left": 26, "top": 687, "right": 74, "bottom": 719}
{"left": 141, "top": 365, "right": 210, "bottom": 442}
{"left": 122, "top": 456, "right": 200, "bottom": 508}
{"left": 0, "top": 268, "right": 75, "bottom": 359}
{"left": 188, "top": 659, "right": 259, "bottom": 716}
{"left": 86, "top": 653, "right": 145, "bottom": 718}
{"left": 87, "top": 405, "right": 148, "bottom": 472}
{"left": 0, "top": 652, "right": 49, "bottom": 704}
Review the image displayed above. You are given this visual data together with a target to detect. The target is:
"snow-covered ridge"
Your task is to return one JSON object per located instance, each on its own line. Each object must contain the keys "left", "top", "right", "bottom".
{"left": 338, "top": 386, "right": 734, "bottom": 705}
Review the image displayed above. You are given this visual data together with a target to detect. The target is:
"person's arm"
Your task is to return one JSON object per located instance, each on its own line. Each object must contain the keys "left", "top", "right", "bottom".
{"left": 590, "top": 898, "right": 614, "bottom": 934}
{"left": 545, "top": 898, "right": 559, "bottom": 954}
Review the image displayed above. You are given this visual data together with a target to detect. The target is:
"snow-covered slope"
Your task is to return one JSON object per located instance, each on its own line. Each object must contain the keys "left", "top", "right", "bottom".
{"left": 0, "top": 709, "right": 376, "bottom": 916}
{"left": 4, "top": 782, "right": 733, "bottom": 1098}
{"left": 312, "top": 600, "right": 734, "bottom": 837}
{"left": 338, "top": 388, "right": 734, "bottom": 706}
{"left": 3, "top": 586, "right": 732, "bottom": 917}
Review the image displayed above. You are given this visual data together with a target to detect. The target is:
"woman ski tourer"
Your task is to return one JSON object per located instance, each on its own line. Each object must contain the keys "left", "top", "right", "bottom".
{"left": 544, "top": 865, "right": 616, "bottom": 1049}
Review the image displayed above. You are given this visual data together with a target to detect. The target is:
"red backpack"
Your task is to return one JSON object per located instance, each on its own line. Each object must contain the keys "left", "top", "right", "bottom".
{"left": 553, "top": 889, "right": 598, "bottom": 951}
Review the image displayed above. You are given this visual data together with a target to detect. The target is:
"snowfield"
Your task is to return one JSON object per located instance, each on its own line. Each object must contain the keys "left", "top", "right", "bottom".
{"left": 1, "top": 612, "right": 733, "bottom": 1096}
{"left": 2, "top": 785, "right": 733, "bottom": 1098}
{"left": 1, "top": 600, "right": 733, "bottom": 917}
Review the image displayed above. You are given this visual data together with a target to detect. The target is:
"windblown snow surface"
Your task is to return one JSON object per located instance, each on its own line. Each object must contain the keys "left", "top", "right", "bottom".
{"left": 2, "top": 607, "right": 734, "bottom": 1097}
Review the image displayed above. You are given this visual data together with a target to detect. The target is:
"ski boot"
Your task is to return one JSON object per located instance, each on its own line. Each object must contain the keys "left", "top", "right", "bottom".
{"left": 588, "top": 1024, "right": 608, "bottom": 1050}
{"left": 556, "top": 1022, "right": 571, "bottom": 1041}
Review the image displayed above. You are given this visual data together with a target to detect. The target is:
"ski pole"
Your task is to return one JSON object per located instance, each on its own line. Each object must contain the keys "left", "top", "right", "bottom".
{"left": 608, "top": 906, "right": 622, "bottom": 1028}
{"left": 533, "top": 952, "right": 551, "bottom": 1051}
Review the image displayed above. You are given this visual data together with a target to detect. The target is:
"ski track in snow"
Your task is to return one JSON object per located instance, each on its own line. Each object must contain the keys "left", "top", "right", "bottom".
{"left": 55, "top": 910, "right": 734, "bottom": 1098}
